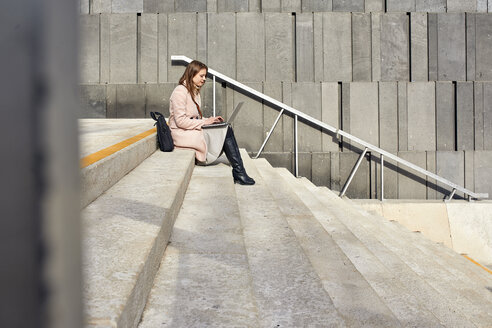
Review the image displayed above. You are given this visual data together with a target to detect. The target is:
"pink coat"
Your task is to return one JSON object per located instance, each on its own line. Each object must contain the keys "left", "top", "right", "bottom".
{"left": 168, "top": 84, "right": 207, "bottom": 161}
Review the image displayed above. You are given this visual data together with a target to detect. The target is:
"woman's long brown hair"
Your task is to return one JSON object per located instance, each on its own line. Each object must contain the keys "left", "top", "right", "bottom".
{"left": 178, "top": 60, "right": 208, "bottom": 118}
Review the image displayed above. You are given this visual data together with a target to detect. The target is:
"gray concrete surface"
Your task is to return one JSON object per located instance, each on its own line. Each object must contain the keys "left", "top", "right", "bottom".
{"left": 79, "top": 119, "right": 157, "bottom": 208}
{"left": 323, "top": 12, "right": 352, "bottom": 81}
{"left": 265, "top": 13, "right": 294, "bottom": 82}
{"left": 83, "top": 149, "right": 194, "bottom": 327}
{"left": 437, "top": 13, "right": 466, "bottom": 81}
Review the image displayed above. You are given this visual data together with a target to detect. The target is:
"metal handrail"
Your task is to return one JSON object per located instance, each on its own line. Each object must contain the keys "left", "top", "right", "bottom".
{"left": 171, "top": 55, "right": 488, "bottom": 201}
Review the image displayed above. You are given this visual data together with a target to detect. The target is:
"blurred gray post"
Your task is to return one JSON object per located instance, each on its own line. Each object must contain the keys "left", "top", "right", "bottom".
{"left": 0, "top": 1, "right": 82, "bottom": 328}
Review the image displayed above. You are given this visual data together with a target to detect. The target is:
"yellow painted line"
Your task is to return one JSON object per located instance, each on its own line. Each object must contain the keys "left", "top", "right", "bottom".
{"left": 462, "top": 255, "right": 492, "bottom": 275}
{"left": 80, "top": 127, "right": 156, "bottom": 168}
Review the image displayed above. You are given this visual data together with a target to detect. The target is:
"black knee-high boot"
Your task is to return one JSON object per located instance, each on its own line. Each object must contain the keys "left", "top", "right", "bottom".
{"left": 222, "top": 126, "right": 255, "bottom": 185}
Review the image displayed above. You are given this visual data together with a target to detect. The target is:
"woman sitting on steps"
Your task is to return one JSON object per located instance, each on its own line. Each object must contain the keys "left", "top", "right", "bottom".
{"left": 168, "top": 60, "right": 255, "bottom": 185}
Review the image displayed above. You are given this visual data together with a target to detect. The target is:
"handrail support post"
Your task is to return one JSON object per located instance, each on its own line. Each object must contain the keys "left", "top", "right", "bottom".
{"left": 445, "top": 188, "right": 457, "bottom": 202}
{"left": 255, "top": 109, "right": 285, "bottom": 159}
{"left": 340, "top": 147, "right": 368, "bottom": 198}
{"left": 381, "top": 154, "right": 384, "bottom": 201}
{"left": 294, "top": 115, "right": 299, "bottom": 177}
{"left": 213, "top": 76, "right": 216, "bottom": 117}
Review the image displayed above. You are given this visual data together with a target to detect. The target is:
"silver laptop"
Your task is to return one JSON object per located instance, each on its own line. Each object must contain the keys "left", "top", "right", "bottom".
{"left": 202, "top": 102, "right": 244, "bottom": 129}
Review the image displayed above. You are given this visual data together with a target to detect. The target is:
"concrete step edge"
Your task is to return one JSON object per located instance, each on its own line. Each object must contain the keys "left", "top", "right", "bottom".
{"left": 252, "top": 159, "right": 405, "bottom": 327}
{"left": 236, "top": 150, "right": 346, "bottom": 326}
{"left": 80, "top": 125, "right": 157, "bottom": 209}
{"left": 271, "top": 166, "right": 481, "bottom": 327}
{"left": 82, "top": 149, "right": 195, "bottom": 328}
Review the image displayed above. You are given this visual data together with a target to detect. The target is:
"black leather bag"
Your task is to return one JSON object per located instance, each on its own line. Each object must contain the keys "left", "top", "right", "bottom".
{"left": 150, "top": 112, "right": 174, "bottom": 152}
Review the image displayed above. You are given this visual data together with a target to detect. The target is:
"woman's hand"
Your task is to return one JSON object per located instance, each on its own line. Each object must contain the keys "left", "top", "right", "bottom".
{"left": 204, "top": 116, "right": 224, "bottom": 125}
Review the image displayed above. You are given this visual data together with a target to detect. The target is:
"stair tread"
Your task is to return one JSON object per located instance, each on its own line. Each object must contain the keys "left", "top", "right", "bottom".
{"left": 82, "top": 149, "right": 194, "bottom": 327}
{"left": 253, "top": 160, "right": 403, "bottom": 327}
{"left": 276, "top": 168, "right": 492, "bottom": 326}
{"left": 234, "top": 151, "right": 346, "bottom": 327}
{"left": 139, "top": 163, "right": 259, "bottom": 327}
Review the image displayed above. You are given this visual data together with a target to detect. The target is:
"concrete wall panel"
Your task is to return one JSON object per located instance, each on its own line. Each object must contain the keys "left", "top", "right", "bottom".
{"left": 371, "top": 13, "right": 381, "bottom": 81}
{"left": 397, "top": 82, "right": 408, "bottom": 151}
{"left": 352, "top": 13, "right": 371, "bottom": 81}
{"left": 437, "top": 13, "right": 466, "bottom": 81}
{"left": 321, "top": 82, "right": 340, "bottom": 152}
{"left": 313, "top": 13, "right": 324, "bottom": 81}
{"left": 263, "top": 82, "right": 284, "bottom": 152}
{"left": 145, "top": 83, "right": 176, "bottom": 117}
{"left": 79, "top": 15, "right": 100, "bottom": 83}
{"left": 330, "top": 152, "right": 341, "bottom": 191}
{"left": 157, "top": 0, "right": 175, "bottom": 13}
{"left": 407, "top": 82, "right": 435, "bottom": 151}
{"left": 79, "top": 85, "right": 106, "bottom": 118}
{"left": 296, "top": 13, "right": 314, "bottom": 82}
{"left": 106, "top": 85, "right": 117, "bottom": 117}
{"left": 112, "top": 0, "right": 143, "bottom": 13}
{"left": 410, "top": 12, "right": 428, "bottom": 81}
{"left": 175, "top": 0, "right": 207, "bottom": 12}
{"left": 81, "top": 0, "right": 90, "bottom": 14}
{"left": 464, "top": 150, "right": 474, "bottom": 192}
{"left": 233, "top": 83, "right": 264, "bottom": 151}
{"left": 237, "top": 13, "right": 265, "bottom": 82}
{"left": 282, "top": 0, "right": 302, "bottom": 12}
{"left": 249, "top": 0, "right": 261, "bottom": 12}
{"left": 158, "top": 14, "right": 168, "bottom": 83}
{"left": 378, "top": 154, "right": 399, "bottom": 199}
{"left": 340, "top": 152, "right": 370, "bottom": 198}
{"left": 262, "top": 0, "right": 281, "bottom": 12}
{"left": 168, "top": 13, "right": 197, "bottom": 82}
{"left": 312, "top": 153, "right": 331, "bottom": 187}
{"left": 477, "top": 0, "right": 488, "bottom": 12}
{"left": 197, "top": 13, "right": 207, "bottom": 63}
{"left": 143, "top": 0, "right": 157, "bottom": 13}
{"left": 302, "top": 0, "right": 332, "bottom": 12}
{"left": 298, "top": 153, "right": 313, "bottom": 179}
{"left": 474, "top": 151, "right": 492, "bottom": 198}
{"left": 207, "top": 13, "right": 236, "bottom": 78}
{"left": 386, "top": 0, "right": 415, "bottom": 12}
{"left": 447, "top": 0, "right": 476, "bottom": 12}
{"left": 115, "top": 85, "right": 146, "bottom": 117}
{"left": 217, "top": 0, "right": 249, "bottom": 12}
{"left": 282, "top": 82, "right": 294, "bottom": 152}
{"left": 110, "top": 14, "right": 137, "bottom": 83}
{"left": 379, "top": 82, "right": 398, "bottom": 152}
{"left": 476, "top": 14, "right": 492, "bottom": 81}
{"left": 416, "top": 0, "right": 446, "bottom": 12}
{"left": 428, "top": 13, "right": 438, "bottom": 81}
{"left": 100, "top": 14, "right": 110, "bottom": 83}
{"left": 467, "top": 13, "right": 476, "bottom": 81}
{"left": 322, "top": 13, "right": 352, "bottom": 82}
{"left": 262, "top": 153, "right": 293, "bottom": 172}
{"left": 380, "top": 13, "right": 409, "bottom": 81}
{"left": 474, "top": 82, "right": 484, "bottom": 150}
{"left": 333, "top": 0, "right": 365, "bottom": 12}
{"left": 484, "top": 83, "right": 492, "bottom": 150}
{"left": 426, "top": 151, "right": 437, "bottom": 199}
{"left": 265, "top": 13, "right": 294, "bottom": 82}
{"left": 139, "top": 14, "right": 158, "bottom": 83}
{"left": 398, "top": 151, "right": 427, "bottom": 199}
{"left": 349, "top": 83, "right": 379, "bottom": 146}
{"left": 292, "top": 83, "right": 323, "bottom": 152}
{"left": 436, "top": 151, "right": 465, "bottom": 199}
{"left": 436, "top": 82, "right": 455, "bottom": 151}
{"left": 93, "top": 0, "right": 111, "bottom": 13}
{"left": 457, "top": 82, "right": 474, "bottom": 150}
{"left": 365, "top": 0, "right": 383, "bottom": 12}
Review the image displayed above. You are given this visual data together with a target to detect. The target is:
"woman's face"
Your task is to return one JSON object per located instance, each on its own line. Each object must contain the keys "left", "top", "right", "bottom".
{"left": 192, "top": 68, "right": 207, "bottom": 89}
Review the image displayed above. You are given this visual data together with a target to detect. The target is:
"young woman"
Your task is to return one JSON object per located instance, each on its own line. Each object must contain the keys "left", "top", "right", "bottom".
{"left": 168, "top": 60, "right": 255, "bottom": 185}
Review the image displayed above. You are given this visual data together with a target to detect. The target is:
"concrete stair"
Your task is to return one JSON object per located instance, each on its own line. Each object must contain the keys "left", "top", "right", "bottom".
{"left": 139, "top": 152, "right": 492, "bottom": 327}
{"left": 80, "top": 120, "right": 196, "bottom": 327}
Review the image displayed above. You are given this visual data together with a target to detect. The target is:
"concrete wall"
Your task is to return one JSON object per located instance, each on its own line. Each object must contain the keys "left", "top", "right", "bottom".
{"left": 79, "top": 12, "right": 492, "bottom": 84}
{"left": 83, "top": 0, "right": 492, "bottom": 13}
{"left": 78, "top": 5, "right": 492, "bottom": 201}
